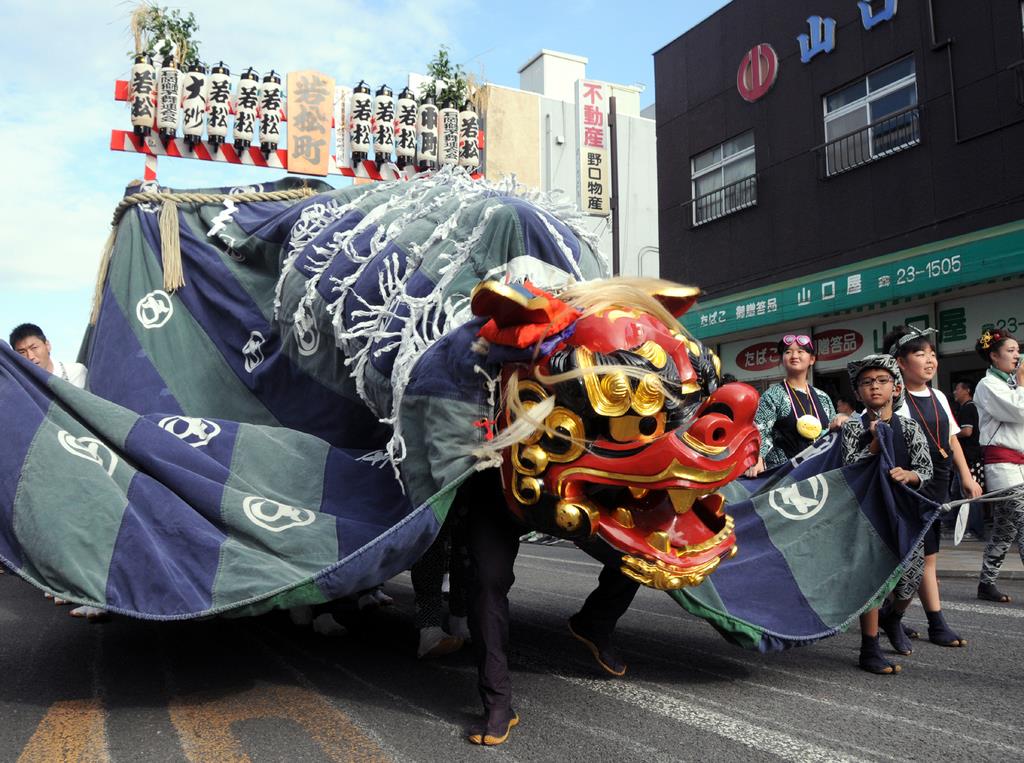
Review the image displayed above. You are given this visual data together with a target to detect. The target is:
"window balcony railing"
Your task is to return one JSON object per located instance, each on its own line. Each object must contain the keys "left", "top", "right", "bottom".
{"left": 691, "top": 174, "right": 757, "bottom": 227}
{"left": 820, "top": 105, "right": 921, "bottom": 177}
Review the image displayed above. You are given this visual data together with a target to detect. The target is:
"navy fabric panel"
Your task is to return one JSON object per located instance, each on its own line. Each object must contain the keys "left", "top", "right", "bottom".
{"left": 230, "top": 200, "right": 296, "bottom": 235}
{"left": 321, "top": 447, "right": 416, "bottom": 557}
{"left": 124, "top": 416, "right": 236, "bottom": 518}
{"left": 404, "top": 269, "right": 440, "bottom": 299}
{"left": 314, "top": 220, "right": 378, "bottom": 303}
{"left": 848, "top": 423, "right": 937, "bottom": 556}
{"left": 233, "top": 190, "right": 329, "bottom": 240}
{"left": 506, "top": 197, "right": 581, "bottom": 268}
{"left": 0, "top": 347, "right": 57, "bottom": 568}
{"left": 86, "top": 284, "right": 185, "bottom": 415}
{"left": 706, "top": 500, "right": 831, "bottom": 636}
{"left": 139, "top": 212, "right": 381, "bottom": 448}
{"left": 339, "top": 229, "right": 402, "bottom": 326}
{"left": 293, "top": 208, "right": 366, "bottom": 280}
{"left": 315, "top": 502, "right": 441, "bottom": 602}
{"left": 405, "top": 322, "right": 492, "bottom": 403}
{"left": 105, "top": 473, "right": 225, "bottom": 616}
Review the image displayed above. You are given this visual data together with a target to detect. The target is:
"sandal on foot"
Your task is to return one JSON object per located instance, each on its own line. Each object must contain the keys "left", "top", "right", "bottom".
{"left": 878, "top": 606, "right": 913, "bottom": 656}
{"left": 467, "top": 711, "right": 519, "bottom": 746}
{"left": 417, "top": 626, "right": 463, "bottom": 658}
{"left": 859, "top": 635, "right": 901, "bottom": 675}
{"left": 925, "top": 610, "right": 966, "bottom": 647}
{"left": 978, "top": 582, "right": 1012, "bottom": 603}
{"left": 569, "top": 615, "right": 627, "bottom": 676}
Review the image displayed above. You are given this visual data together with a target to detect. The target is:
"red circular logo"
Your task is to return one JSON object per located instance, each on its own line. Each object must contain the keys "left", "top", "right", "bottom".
{"left": 736, "top": 342, "right": 780, "bottom": 372}
{"left": 737, "top": 43, "right": 779, "bottom": 103}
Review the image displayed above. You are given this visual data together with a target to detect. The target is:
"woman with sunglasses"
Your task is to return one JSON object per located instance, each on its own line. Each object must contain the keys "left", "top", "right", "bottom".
{"left": 880, "top": 325, "right": 982, "bottom": 652}
{"left": 746, "top": 334, "right": 843, "bottom": 477}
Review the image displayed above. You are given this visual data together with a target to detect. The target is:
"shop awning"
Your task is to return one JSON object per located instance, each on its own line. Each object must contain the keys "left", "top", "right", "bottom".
{"left": 683, "top": 218, "right": 1024, "bottom": 340}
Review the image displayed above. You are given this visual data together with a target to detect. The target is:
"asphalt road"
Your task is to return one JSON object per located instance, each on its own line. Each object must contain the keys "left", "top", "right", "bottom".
{"left": 2, "top": 545, "right": 1022, "bottom": 762}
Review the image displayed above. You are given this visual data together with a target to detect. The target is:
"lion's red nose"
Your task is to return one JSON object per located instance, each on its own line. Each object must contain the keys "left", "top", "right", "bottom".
{"left": 687, "top": 382, "right": 759, "bottom": 446}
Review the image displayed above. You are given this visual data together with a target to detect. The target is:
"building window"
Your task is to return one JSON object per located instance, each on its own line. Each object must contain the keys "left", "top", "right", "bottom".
{"left": 690, "top": 131, "right": 756, "bottom": 226}
{"left": 822, "top": 57, "right": 920, "bottom": 176}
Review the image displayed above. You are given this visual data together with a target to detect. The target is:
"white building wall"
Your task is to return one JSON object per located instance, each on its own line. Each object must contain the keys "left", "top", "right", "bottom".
{"left": 538, "top": 95, "right": 659, "bottom": 278}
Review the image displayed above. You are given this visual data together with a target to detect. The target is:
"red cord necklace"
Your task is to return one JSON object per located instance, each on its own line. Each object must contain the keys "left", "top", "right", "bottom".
{"left": 907, "top": 389, "right": 948, "bottom": 459}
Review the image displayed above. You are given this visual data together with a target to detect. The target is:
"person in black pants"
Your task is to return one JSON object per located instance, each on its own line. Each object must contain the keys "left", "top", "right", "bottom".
{"left": 459, "top": 469, "right": 638, "bottom": 746}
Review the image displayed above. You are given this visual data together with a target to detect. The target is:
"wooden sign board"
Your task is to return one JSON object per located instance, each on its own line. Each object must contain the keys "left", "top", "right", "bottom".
{"left": 286, "top": 70, "right": 335, "bottom": 176}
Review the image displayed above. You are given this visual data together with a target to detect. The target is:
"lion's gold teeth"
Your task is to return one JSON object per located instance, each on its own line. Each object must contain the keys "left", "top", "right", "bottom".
{"left": 619, "top": 554, "right": 723, "bottom": 590}
{"left": 668, "top": 489, "right": 697, "bottom": 513}
{"left": 628, "top": 487, "right": 649, "bottom": 500}
{"left": 613, "top": 507, "right": 635, "bottom": 528}
{"left": 729, "top": 544, "right": 739, "bottom": 558}
{"left": 646, "top": 531, "right": 672, "bottom": 554}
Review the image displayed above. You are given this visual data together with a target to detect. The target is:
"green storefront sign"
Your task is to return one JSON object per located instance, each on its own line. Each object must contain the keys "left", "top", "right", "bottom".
{"left": 683, "top": 219, "right": 1024, "bottom": 339}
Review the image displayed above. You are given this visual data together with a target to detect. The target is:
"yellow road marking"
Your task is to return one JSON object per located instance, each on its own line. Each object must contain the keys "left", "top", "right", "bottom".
{"left": 169, "top": 682, "right": 389, "bottom": 762}
{"left": 17, "top": 698, "right": 109, "bottom": 763}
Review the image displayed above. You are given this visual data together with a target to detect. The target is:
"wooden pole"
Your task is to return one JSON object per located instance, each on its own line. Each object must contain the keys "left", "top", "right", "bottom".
{"left": 608, "top": 95, "right": 620, "bottom": 276}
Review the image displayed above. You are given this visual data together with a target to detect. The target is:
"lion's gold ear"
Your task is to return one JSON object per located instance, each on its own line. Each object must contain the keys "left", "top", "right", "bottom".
{"left": 646, "top": 284, "right": 701, "bottom": 318}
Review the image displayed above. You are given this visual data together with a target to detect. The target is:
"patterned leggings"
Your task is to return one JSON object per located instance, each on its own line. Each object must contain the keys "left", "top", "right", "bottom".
{"left": 979, "top": 496, "right": 1024, "bottom": 585}
{"left": 893, "top": 541, "right": 925, "bottom": 601}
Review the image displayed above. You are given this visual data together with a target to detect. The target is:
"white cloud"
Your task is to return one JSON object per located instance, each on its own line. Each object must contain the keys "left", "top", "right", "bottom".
{"left": 0, "top": 0, "right": 471, "bottom": 291}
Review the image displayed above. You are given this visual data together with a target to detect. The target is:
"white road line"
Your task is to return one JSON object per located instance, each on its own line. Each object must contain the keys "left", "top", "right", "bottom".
{"left": 545, "top": 666, "right": 867, "bottom": 763}
{"left": 517, "top": 552, "right": 602, "bottom": 568}
{"left": 909, "top": 598, "right": 1024, "bottom": 618}
{"left": 508, "top": 584, "right": 1022, "bottom": 739}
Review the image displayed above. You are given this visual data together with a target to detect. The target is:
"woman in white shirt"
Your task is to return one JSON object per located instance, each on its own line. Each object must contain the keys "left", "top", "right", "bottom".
{"left": 973, "top": 329, "right": 1024, "bottom": 603}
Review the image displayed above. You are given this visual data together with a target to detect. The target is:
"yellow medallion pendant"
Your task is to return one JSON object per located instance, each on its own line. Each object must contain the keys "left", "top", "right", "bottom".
{"left": 796, "top": 414, "right": 823, "bottom": 440}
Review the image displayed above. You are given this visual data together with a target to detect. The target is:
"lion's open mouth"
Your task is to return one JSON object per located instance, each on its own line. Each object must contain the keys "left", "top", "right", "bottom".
{"left": 574, "top": 481, "right": 735, "bottom": 568}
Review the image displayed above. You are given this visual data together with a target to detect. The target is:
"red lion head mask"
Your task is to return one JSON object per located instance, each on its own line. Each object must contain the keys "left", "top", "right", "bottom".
{"left": 471, "top": 279, "right": 761, "bottom": 590}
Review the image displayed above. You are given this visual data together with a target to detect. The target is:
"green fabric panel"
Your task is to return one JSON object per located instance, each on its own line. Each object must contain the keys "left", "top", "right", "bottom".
{"left": 48, "top": 376, "right": 140, "bottom": 450}
{"left": 274, "top": 268, "right": 367, "bottom": 403}
{"left": 13, "top": 403, "right": 135, "bottom": 604}
{"left": 398, "top": 394, "right": 490, "bottom": 509}
{"left": 211, "top": 423, "right": 337, "bottom": 608}
{"left": 749, "top": 471, "right": 901, "bottom": 629}
{"left": 223, "top": 580, "right": 331, "bottom": 618}
{"left": 104, "top": 212, "right": 279, "bottom": 424}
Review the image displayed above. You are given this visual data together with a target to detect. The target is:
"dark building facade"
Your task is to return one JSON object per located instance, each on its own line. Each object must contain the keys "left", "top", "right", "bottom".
{"left": 654, "top": 0, "right": 1024, "bottom": 396}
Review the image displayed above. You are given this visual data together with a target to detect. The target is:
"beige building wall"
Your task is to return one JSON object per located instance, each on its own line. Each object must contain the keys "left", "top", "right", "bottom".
{"left": 478, "top": 84, "right": 541, "bottom": 189}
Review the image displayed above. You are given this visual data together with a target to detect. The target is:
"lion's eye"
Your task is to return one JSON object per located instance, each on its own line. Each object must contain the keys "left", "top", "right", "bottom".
{"left": 608, "top": 413, "right": 666, "bottom": 442}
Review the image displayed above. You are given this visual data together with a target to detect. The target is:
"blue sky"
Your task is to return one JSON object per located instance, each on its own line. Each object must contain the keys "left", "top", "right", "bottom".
{"left": 0, "top": 0, "right": 729, "bottom": 359}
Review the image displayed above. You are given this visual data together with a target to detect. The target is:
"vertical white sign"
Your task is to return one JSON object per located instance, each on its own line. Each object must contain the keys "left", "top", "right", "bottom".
{"left": 576, "top": 80, "right": 610, "bottom": 217}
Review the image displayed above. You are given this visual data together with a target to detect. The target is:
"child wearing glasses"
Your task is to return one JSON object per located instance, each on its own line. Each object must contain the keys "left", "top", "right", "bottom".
{"left": 883, "top": 325, "right": 982, "bottom": 651}
{"left": 746, "top": 333, "right": 844, "bottom": 476}
{"left": 842, "top": 354, "right": 933, "bottom": 674}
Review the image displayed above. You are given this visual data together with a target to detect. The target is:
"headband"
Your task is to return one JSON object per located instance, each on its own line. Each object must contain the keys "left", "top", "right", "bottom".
{"left": 846, "top": 353, "right": 905, "bottom": 410}
{"left": 888, "top": 326, "right": 936, "bottom": 356}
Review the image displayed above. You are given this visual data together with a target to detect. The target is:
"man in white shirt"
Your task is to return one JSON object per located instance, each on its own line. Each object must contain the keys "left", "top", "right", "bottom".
{"left": 8, "top": 323, "right": 106, "bottom": 619}
{"left": 9, "top": 323, "right": 88, "bottom": 389}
